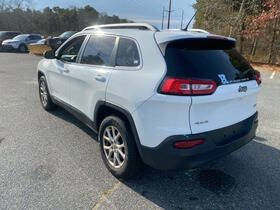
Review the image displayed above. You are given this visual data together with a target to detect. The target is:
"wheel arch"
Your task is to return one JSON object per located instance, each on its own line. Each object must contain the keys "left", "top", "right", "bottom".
{"left": 94, "top": 101, "right": 144, "bottom": 159}
{"left": 37, "top": 70, "right": 53, "bottom": 99}
{"left": 37, "top": 70, "right": 45, "bottom": 81}
{"left": 19, "top": 43, "right": 27, "bottom": 51}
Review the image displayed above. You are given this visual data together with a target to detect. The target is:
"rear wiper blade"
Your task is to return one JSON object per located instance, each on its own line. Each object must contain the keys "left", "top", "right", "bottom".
{"left": 237, "top": 69, "right": 252, "bottom": 78}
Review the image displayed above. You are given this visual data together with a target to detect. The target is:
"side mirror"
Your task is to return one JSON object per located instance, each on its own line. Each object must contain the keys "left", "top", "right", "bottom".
{"left": 44, "top": 50, "right": 56, "bottom": 59}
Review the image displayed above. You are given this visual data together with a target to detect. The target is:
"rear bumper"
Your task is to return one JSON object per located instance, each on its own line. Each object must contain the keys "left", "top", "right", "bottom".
{"left": 141, "top": 112, "right": 258, "bottom": 170}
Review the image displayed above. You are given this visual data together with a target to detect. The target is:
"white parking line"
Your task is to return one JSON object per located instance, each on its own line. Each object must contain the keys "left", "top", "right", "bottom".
{"left": 270, "top": 71, "right": 276, "bottom": 79}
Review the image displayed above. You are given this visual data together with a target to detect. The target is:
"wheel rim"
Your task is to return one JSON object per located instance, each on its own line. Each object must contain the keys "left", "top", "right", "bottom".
{"left": 103, "top": 126, "right": 126, "bottom": 169}
{"left": 39, "top": 80, "right": 48, "bottom": 107}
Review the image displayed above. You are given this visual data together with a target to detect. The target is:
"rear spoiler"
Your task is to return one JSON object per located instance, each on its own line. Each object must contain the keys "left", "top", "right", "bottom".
{"left": 159, "top": 37, "right": 236, "bottom": 55}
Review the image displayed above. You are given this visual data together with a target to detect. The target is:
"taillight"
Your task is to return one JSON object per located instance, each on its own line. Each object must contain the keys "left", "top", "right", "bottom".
{"left": 173, "top": 139, "right": 204, "bottom": 149}
{"left": 254, "top": 70, "right": 261, "bottom": 85}
{"left": 160, "top": 77, "right": 216, "bottom": 96}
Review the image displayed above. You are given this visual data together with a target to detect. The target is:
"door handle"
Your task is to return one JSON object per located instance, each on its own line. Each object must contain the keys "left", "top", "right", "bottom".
{"left": 95, "top": 75, "right": 106, "bottom": 82}
{"left": 63, "top": 69, "right": 70, "bottom": 73}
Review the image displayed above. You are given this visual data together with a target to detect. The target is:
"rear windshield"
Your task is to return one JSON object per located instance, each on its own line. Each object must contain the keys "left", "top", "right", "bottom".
{"left": 164, "top": 39, "right": 254, "bottom": 85}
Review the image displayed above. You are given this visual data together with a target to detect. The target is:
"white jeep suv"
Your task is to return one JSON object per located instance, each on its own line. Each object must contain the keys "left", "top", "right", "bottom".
{"left": 37, "top": 23, "right": 261, "bottom": 179}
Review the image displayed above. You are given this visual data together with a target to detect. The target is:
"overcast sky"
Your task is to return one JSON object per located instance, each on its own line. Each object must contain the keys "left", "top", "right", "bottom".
{"left": 33, "top": 0, "right": 196, "bottom": 29}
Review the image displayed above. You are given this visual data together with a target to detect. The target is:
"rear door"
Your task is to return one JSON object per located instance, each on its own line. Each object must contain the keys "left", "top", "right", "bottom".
{"left": 164, "top": 38, "right": 260, "bottom": 134}
{"left": 68, "top": 34, "right": 117, "bottom": 120}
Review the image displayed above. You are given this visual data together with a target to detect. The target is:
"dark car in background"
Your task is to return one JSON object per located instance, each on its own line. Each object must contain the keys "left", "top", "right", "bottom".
{"left": 47, "top": 31, "right": 77, "bottom": 50}
{"left": 0, "top": 31, "right": 21, "bottom": 51}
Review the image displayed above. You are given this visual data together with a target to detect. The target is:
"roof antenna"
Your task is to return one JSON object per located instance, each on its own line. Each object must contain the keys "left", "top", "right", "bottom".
{"left": 183, "top": 11, "right": 197, "bottom": 31}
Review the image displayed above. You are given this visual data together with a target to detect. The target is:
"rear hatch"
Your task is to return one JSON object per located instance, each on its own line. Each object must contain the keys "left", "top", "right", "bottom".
{"left": 159, "top": 37, "right": 260, "bottom": 134}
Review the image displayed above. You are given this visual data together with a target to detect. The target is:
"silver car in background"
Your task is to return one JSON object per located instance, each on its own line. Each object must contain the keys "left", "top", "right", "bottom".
{"left": 2, "top": 34, "right": 42, "bottom": 52}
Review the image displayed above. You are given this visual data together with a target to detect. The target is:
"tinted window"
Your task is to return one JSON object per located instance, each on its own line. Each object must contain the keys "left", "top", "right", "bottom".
{"left": 12, "top": 32, "right": 20, "bottom": 37}
{"left": 0, "top": 32, "right": 8, "bottom": 39}
{"left": 0, "top": 32, "right": 6, "bottom": 38}
{"left": 164, "top": 39, "right": 254, "bottom": 86}
{"left": 7, "top": 32, "right": 19, "bottom": 38}
{"left": 59, "top": 35, "right": 86, "bottom": 63}
{"left": 28, "top": 35, "right": 40, "bottom": 40}
{"left": 81, "top": 35, "right": 116, "bottom": 66}
{"left": 116, "top": 38, "right": 140, "bottom": 67}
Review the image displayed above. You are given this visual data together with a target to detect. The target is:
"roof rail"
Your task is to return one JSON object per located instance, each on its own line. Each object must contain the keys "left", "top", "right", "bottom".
{"left": 82, "top": 23, "right": 159, "bottom": 32}
{"left": 187, "top": 29, "right": 210, "bottom": 34}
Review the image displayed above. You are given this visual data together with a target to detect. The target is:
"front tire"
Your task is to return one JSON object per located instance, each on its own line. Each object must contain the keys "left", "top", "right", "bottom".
{"left": 39, "top": 76, "right": 56, "bottom": 111}
{"left": 18, "top": 44, "right": 27, "bottom": 53}
{"left": 99, "top": 116, "right": 141, "bottom": 179}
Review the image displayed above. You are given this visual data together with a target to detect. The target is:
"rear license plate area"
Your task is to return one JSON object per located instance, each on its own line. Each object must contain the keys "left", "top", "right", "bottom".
{"left": 209, "top": 116, "right": 254, "bottom": 146}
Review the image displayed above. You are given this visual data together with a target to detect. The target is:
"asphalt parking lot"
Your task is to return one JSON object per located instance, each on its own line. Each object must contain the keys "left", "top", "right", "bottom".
{"left": 0, "top": 53, "right": 279, "bottom": 209}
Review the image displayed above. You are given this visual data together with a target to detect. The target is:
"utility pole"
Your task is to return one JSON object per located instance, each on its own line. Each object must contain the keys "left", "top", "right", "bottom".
{"left": 180, "top": 9, "right": 184, "bottom": 29}
{"left": 161, "top": 7, "right": 165, "bottom": 30}
{"left": 167, "top": 0, "right": 172, "bottom": 29}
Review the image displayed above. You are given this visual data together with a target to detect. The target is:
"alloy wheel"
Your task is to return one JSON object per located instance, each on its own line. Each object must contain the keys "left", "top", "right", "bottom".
{"left": 39, "top": 80, "right": 48, "bottom": 107}
{"left": 102, "top": 126, "right": 126, "bottom": 169}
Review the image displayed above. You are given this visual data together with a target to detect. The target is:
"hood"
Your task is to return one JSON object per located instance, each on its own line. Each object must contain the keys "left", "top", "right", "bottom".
{"left": 2, "top": 39, "right": 17, "bottom": 43}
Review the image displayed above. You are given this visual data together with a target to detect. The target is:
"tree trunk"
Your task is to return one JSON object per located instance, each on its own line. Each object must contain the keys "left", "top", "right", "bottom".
{"left": 252, "top": 38, "right": 258, "bottom": 56}
{"left": 239, "top": 36, "right": 244, "bottom": 54}
{"left": 229, "top": 0, "right": 245, "bottom": 37}
{"left": 228, "top": 3, "right": 234, "bottom": 37}
{"left": 250, "top": 37, "right": 258, "bottom": 62}
{"left": 268, "top": 18, "right": 278, "bottom": 64}
{"left": 203, "top": 4, "right": 209, "bottom": 29}
{"left": 236, "top": 0, "right": 246, "bottom": 54}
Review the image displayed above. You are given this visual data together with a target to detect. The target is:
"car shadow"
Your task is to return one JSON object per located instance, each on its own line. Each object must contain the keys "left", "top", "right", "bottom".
{"left": 0, "top": 50, "right": 28, "bottom": 54}
{"left": 49, "top": 107, "right": 98, "bottom": 141}
{"left": 120, "top": 140, "right": 280, "bottom": 209}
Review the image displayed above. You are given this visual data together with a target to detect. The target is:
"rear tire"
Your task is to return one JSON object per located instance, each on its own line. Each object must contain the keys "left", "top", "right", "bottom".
{"left": 99, "top": 116, "right": 141, "bottom": 179}
{"left": 38, "top": 76, "right": 56, "bottom": 111}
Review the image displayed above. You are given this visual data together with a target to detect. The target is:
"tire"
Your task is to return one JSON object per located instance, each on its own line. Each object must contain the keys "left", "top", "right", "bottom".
{"left": 18, "top": 44, "right": 27, "bottom": 53}
{"left": 38, "top": 76, "right": 57, "bottom": 111}
{"left": 99, "top": 116, "right": 141, "bottom": 179}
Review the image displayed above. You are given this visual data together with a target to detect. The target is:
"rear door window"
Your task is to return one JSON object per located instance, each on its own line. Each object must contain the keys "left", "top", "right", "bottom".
{"left": 116, "top": 38, "right": 140, "bottom": 67}
{"left": 30, "top": 35, "right": 41, "bottom": 40}
{"left": 81, "top": 35, "right": 116, "bottom": 66}
{"left": 164, "top": 39, "right": 254, "bottom": 86}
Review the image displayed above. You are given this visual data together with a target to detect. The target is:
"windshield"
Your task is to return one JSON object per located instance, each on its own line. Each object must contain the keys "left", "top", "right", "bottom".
{"left": 13, "top": 35, "right": 29, "bottom": 41}
{"left": 59, "top": 31, "right": 76, "bottom": 38}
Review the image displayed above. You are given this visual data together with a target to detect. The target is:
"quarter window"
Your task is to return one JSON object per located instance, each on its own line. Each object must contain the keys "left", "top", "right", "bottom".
{"left": 116, "top": 38, "right": 140, "bottom": 67}
{"left": 81, "top": 35, "right": 116, "bottom": 66}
